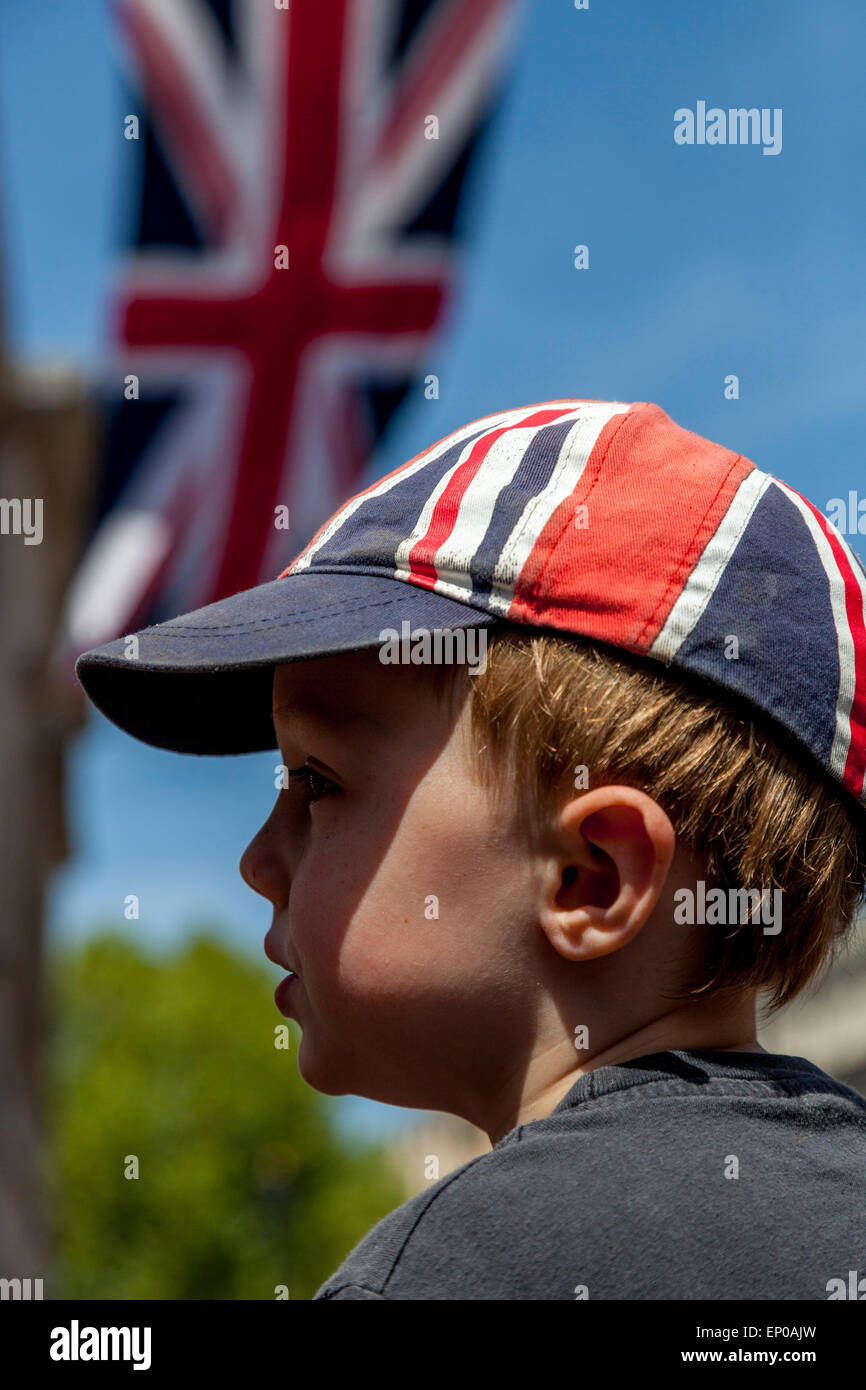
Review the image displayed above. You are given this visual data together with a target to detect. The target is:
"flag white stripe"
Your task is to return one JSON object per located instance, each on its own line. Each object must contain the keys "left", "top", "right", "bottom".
{"left": 349, "top": 2, "right": 518, "bottom": 261}
{"left": 63, "top": 509, "right": 172, "bottom": 652}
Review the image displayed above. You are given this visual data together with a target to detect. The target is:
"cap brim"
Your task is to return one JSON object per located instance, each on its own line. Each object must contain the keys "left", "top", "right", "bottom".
{"left": 75, "top": 571, "right": 498, "bottom": 755}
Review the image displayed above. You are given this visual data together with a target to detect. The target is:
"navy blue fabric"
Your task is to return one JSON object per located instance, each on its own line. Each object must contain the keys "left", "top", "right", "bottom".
{"left": 75, "top": 571, "right": 496, "bottom": 754}
{"left": 673, "top": 482, "right": 840, "bottom": 769}
{"left": 307, "top": 425, "right": 497, "bottom": 570}
{"left": 313, "top": 1049, "right": 866, "bottom": 1301}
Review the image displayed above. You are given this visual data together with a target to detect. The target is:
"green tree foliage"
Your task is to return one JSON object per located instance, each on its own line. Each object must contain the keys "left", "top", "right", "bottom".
{"left": 44, "top": 933, "right": 406, "bottom": 1299}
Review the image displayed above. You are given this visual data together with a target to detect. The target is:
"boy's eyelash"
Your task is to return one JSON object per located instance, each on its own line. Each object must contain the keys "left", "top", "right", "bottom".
{"left": 287, "top": 764, "right": 337, "bottom": 802}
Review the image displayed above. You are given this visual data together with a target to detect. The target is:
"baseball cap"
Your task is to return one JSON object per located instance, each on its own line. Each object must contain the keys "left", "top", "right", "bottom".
{"left": 75, "top": 397, "right": 866, "bottom": 807}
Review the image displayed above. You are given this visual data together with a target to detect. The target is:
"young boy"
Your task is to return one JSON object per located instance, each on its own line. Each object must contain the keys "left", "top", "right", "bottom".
{"left": 77, "top": 398, "right": 866, "bottom": 1300}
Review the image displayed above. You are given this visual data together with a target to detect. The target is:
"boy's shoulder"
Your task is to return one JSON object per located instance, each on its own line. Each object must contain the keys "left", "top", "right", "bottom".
{"left": 313, "top": 1049, "right": 866, "bottom": 1300}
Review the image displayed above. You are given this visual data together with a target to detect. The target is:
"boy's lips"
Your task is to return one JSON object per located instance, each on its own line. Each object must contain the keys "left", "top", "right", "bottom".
{"left": 274, "top": 972, "right": 300, "bottom": 1015}
{"left": 264, "top": 929, "right": 303, "bottom": 1014}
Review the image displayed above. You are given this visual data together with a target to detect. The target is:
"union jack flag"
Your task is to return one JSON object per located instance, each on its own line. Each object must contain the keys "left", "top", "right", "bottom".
{"left": 62, "top": 0, "right": 520, "bottom": 658}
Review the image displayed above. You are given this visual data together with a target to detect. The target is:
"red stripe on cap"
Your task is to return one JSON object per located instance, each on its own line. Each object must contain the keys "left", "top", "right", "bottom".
{"left": 278, "top": 405, "right": 532, "bottom": 577}
{"left": 279, "top": 400, "right": 625, "bottom": 578}
{"left": 507, "top": 403, "right": 754, "bottom": 649}
{"left": 407, "top": 406, "right": 581, "bottom": 589}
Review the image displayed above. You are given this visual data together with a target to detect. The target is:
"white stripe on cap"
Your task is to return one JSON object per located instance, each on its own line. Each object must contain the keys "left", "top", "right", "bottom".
{"left": 649, "top": 467, "right": 771, "bottom": 662}
{"left": 392, "top": 403, "right": 591, "bottom": 599}
{"left": 287, "top": 402, "right": 538, "bottom": 574}
{"left": 486, "top": 401, "right": 631, "bottom": 616}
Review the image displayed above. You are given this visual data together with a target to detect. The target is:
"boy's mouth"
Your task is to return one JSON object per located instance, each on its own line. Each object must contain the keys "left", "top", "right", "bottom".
{"left": 265, "top": 928, "right": 302, "bottom": 1013}
{"left": 274, "top": 972, "right": 299, "bottom": 1015}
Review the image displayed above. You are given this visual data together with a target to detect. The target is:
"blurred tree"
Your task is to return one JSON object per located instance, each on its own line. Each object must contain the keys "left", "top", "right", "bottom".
{"left": 44, "top": 932, "right": 405, "bottom": 1299}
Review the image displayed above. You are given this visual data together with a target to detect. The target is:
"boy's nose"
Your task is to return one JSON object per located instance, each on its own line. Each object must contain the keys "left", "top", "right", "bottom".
{"left": 239, "top": 822, "right": 290, "bottom": 910}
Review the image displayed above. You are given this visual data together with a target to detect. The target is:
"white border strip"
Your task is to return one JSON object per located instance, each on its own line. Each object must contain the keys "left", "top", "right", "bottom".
{"left": 649, "top": 468, "right": 772, "bottom": 662}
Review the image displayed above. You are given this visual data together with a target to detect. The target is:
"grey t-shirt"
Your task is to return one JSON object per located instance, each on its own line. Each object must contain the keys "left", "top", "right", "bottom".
{"left": 312, "top": 1049, "right": 866, "bottom": 1299}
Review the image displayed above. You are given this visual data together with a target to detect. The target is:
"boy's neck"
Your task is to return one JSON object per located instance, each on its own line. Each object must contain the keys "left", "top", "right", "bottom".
{"left": 488, "top": 997, "right": 764, "bottom": 1145}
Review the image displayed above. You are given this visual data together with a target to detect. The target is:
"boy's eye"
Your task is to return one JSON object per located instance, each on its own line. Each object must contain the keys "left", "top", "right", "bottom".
{"left": 287, "top": 764, "right": 338, "bottom": 803}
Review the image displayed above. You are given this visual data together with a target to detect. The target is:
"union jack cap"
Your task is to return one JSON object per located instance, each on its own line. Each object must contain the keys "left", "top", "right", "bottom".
{"left": 76, "top": 398, "right": 866, "bottom": 807}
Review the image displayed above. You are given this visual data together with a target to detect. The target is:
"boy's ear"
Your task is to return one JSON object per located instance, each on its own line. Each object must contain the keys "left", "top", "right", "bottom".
{"left": 537, "top": 786, "right": 676, "bottom": 963}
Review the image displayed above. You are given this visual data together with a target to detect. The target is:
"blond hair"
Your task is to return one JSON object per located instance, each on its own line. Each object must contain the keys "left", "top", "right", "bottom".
{"left": 441, "top": 623, "right": 866, "bottom": 1018}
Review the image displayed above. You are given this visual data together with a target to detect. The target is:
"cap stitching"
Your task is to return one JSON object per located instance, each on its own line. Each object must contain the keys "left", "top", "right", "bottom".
{"left": 129, "top": 592, "right": 436, "bottom": 638}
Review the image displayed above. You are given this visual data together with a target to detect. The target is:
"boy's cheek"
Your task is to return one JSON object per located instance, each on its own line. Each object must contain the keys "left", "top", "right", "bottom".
{"left": 290, "top": 883, "right": 437, "bottom": 1001}
{"left": 288, "top": 793, "right": 526, "bottom": 990}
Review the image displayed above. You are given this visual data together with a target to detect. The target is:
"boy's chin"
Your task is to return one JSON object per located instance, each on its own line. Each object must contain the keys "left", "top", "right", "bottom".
{"left": 295, "top": 1036, "right": 436, "bottom": 1111}
{"left": 295, "top": 1034, "right": 372, "bottom": 1100}
{"left": 295, "top": 1036, "right": 343, "bottom": 1096}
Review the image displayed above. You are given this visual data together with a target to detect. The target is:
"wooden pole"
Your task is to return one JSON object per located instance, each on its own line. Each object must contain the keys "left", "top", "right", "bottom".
{"left": 0, "top": 339, "right": 94, "bottom": 1286}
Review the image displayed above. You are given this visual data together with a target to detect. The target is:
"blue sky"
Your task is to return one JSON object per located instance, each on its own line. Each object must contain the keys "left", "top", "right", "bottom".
{"left": 2, "top": 0, "right": 865, "bottom": 1136}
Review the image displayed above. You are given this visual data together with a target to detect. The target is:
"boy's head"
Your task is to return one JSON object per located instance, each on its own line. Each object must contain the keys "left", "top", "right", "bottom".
{"left": 76, "top": 399, "right": 866, "bottom": 1139}
{"left": 238, "top": 630, "right": 866, "bottom": 1139}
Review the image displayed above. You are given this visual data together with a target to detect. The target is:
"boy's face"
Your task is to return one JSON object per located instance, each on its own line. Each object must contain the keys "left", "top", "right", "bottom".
{"left": 240, "top": 647, "right": 541, "bottom": 1120}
